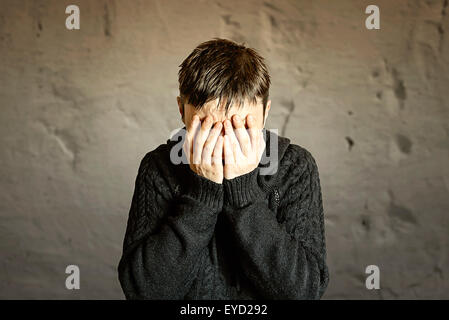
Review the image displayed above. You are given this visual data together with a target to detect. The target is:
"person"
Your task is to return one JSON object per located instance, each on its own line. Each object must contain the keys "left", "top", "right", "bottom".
{"left": 117, "top": 38, "right": 329, "bottom": 299}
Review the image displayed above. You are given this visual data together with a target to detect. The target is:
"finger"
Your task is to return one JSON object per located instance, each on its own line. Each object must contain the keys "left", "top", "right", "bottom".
{"left": 224, "top": 119, "right": 243, "bottom": 159}
{"left": 231, "top": 114, "right": 245, "bottom": 130}
{"left": 232, "top": 114, "right": 251, "bottom": 156}
{"left": 192, "top": 116, "right": 213, "bottom": 164}
{"left": 246, "top": 113, "right": 256, "bottom": 128}
{"left": 212, "top": 135, "right": 224, "bottom": 166}
{"left": 202, "top": 122, "right": 222, "bottom": 164}
{"left": 223, "top": 135, "right": 235, "bottom": 165}
{"left": 248, "top": 131, "right": 261, "bottom": 165}
{"left": 246, "top": 114, "right": 258, "bottom": 147}
{"left": 185, "top": 115, "right": 201, "bottom": 164}
{"left": 187, "top": 115, "right": 201, "bottom": 139}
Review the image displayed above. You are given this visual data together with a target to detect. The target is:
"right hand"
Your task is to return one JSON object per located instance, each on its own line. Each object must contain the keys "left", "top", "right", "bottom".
{"left": 183, "top": 115, "right": 224, "bottom": 184}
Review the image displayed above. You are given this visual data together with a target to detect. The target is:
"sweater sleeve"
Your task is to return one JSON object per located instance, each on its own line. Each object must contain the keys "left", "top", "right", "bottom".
{"left": 118, "top": 153, "right": 223, "bottom": 300}
{"left": 222, "top": 147, "right": 329, "bottom": 300}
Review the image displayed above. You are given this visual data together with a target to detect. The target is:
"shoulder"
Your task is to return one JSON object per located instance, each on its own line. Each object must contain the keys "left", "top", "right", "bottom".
{"left": 138, "top": 143, "right": 169, "bottom": 169}
{"left": 135, "top": 144, "right": 167, "bottom": 180}
{"left": 276, "top": 143, "right": 321, "bottom": 195}
{"left": 280, "top": 143, "right": 320, "bottom": 177}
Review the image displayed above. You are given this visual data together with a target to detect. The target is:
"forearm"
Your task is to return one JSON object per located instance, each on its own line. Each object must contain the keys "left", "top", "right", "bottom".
{"left": 223, "top": 168, "right": 328, "bottom": 300}
{"left": 119, "top": 169, "right": 223, "bottom": 299}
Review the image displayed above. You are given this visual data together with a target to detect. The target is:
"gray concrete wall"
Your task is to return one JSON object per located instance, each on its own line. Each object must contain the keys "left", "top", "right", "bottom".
{"left": 0, "top": 0, "right": 448, "bottom": 299}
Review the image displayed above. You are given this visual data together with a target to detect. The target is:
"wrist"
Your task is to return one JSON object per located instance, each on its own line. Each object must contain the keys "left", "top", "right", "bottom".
{"left": 223, "top": 167, "right": 264, "bottom": 207}
{"left": 184, "top": 166, "right": 224, "bottom": 209}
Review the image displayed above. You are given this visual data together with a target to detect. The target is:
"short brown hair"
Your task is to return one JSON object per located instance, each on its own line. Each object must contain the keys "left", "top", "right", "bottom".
{"left": 178, "top": 38, "right": 270, "bottom": 116}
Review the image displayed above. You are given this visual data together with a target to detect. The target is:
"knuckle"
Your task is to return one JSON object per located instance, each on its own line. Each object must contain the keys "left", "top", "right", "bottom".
{"left": 202, "top": 117, "right": 212, "bottom": 127}
{"left": 203, "top": 145, "right": 212, "bottom": 154}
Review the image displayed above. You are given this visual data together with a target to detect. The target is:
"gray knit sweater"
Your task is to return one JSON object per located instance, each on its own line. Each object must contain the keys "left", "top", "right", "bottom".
{"left": 118, "top": 128, "right": 329, "bottom": 299}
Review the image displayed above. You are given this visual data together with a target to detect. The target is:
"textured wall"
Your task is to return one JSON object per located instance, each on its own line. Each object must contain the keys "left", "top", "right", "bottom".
{"left": 0, "top": 0, "right": 448, "bottom": 299}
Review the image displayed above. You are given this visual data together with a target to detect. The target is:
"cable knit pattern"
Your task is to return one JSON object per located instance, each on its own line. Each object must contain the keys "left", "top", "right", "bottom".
{"left": 275, "top": 144, "right": 329, "bottom": 298}
{"left": 118, "top": 130, "right": 329, "bottom": 300}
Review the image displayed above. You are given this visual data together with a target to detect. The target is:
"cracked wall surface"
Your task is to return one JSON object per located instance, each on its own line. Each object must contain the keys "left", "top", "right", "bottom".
{"left": 0, "top": 0, "right": 448, "bottom": 299}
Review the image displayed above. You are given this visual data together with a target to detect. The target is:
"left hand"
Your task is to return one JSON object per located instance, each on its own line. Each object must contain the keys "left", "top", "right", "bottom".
{"left": 223, "top": 114, "right": 266, "bottom": 180}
